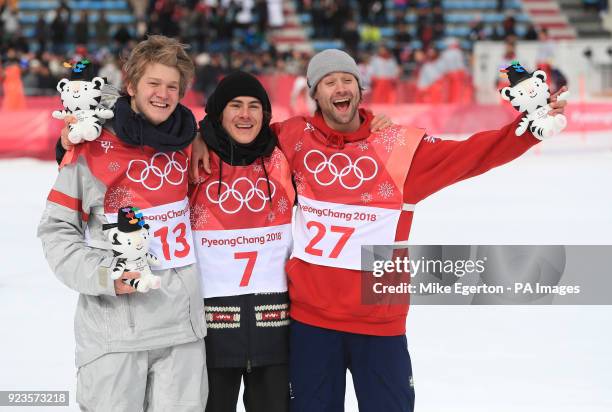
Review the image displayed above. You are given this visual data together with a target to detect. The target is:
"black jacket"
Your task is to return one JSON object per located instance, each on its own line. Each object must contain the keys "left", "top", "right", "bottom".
{"left": 204, "top": 292, "right": 289, "bottom": 369}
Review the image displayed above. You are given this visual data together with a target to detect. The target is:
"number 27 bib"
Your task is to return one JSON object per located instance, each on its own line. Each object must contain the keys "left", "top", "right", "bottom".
{"left": 292, "top": 196, "right": 400, "bottom": 270}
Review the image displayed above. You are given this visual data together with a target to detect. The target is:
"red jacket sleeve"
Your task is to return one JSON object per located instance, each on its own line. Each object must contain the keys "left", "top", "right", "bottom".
{"left": 271, "top": 121, "right": 284, "bottom": 151}
{"left": 404, "top": 116, "right": 540, "bottom": 203}
{"left": 271, "top": 118, "right": 304, "bottom": 165}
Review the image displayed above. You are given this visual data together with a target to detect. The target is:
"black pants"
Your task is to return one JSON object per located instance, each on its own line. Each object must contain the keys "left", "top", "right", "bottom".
{"left": 205, "top": 364, "right": 289, "bottom": 412}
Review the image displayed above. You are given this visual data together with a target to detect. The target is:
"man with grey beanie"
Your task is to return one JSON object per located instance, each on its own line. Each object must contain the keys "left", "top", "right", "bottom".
{"left": 191, "top": 49, "right": 568, "bottom": 412}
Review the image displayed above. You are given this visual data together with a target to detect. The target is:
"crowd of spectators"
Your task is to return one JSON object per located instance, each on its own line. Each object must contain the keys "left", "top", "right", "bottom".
{"left": 1, "top": 0, "right": 556, "bottom": 102}
{"left": 581, "top": 0, "right": 609, "bottom": 13}
{"left": 300, "top": 0, "right": 549, "bottom": 81}
{"left": 1, "top": 0, "right": 130, "bottom": 97}
{"left": 137, "top": 0, "right": 283, "bottom": 54}
{"left": 301, "top": 0, "right": 539, "bottom": 48}
{"left": 0, "top": 0, "right": 290, "bottom": 98}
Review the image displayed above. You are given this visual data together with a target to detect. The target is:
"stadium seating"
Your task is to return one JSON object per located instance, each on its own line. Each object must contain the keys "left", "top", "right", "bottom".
{"left": 16, "top": 0, "right": 134, "bottom": 50}
{"left": 300, "top": 0, "right": 534, "bottom": 52}
{"left": 18, "top": 1, "right": 129, "bottom": 10}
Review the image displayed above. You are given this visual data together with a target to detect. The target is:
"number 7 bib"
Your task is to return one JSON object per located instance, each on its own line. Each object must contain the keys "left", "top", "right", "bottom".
{"left": 194, "top": 224, "right": 292, "bottom": 298}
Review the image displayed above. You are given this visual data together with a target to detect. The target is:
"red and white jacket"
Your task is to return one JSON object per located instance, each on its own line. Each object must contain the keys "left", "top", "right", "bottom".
{"left": 188, "top": 147, "right": 295, "bottom": 368}
{"left": 61, "top": 128, "right": 197, "bottom": 270}
{"left": 274, "top": 110, "right": 540, "bottom": 336}
{"left": 189, "top": 147, "right": 295, "bottom": 299}
{"left": 40, "top": 128, "right": 206, "bottom": 367}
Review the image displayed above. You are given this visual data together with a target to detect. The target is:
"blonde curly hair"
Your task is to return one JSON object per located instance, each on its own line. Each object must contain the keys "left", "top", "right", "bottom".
{"left": 123, "top": 35, "right": 194, "bottom": 98}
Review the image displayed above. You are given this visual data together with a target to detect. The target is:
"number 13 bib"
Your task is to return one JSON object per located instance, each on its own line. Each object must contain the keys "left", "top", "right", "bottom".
{"left": 83, "top": 130, "right": 196, "bottom": 270}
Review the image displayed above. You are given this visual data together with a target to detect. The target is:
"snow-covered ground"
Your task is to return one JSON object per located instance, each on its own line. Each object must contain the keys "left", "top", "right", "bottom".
{"left": 1, "top": 132, "right": 611, "bottom": 411}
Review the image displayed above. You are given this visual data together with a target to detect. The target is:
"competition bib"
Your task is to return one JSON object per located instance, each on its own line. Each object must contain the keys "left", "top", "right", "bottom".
{"left": 103, "top": 198, "right": 196, "bottom": 270}
{"left": 193, "top": 224, "right": 292, "bottom": 298}
{"left": 292, "top": 196, "right": 400, "bottom": 270}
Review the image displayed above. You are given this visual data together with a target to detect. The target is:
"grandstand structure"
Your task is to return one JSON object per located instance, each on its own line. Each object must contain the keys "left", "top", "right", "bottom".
{"left": 3, "top": 0, "right": 612, "bottom": 105}
{"left": 558, "top": 0, "right": 611, "bottom": 37}
{"left": 10, "top": 1, "right": 611, "bottom": 54}
{"left": 302, "top": 0, "right": 535, "bottom": 52}
{"left": 17, "top": 0, "right": 134, "bottom": 40}
{"left": 522, "top": 0, "right": 577, "bottom": 39}
{"left": 268, "top": 1, "right": 312, "bottom": 52}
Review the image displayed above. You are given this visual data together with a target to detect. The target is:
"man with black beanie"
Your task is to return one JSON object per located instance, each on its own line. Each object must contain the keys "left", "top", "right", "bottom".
{"left": 189, "top": 71, "right": 294, "bottom": 412}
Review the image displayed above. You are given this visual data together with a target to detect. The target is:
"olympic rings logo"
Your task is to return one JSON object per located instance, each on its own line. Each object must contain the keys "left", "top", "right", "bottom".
{"left": 303, "top": 150, "right": 378, "bottom": 190}
{"left": 126, "top": 152, "right": 187, "bottom": 191}
{"left": 206, "top": 177, "right": 276, "bottom": 214}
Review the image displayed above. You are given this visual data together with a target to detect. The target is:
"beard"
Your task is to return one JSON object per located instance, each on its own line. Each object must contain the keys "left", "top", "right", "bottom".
{"left": 320, "top": 96, "right": 359, "bottom": 125}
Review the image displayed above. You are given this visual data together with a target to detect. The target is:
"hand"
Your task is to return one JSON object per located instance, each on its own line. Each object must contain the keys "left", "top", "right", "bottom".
{"left": 189, "top": 132, "right": 211, "bottom": 182}
{"left": 370, "top": 114, "right": 394, "bottom": 132}
{"left": 60, "top": 115, "right": 77, "bottom": 150}
{"left": 114, "top": 271, "right": 139, "bottom": 295}
{"left": 548, "top": 86, "right": 568, "bottom": 116}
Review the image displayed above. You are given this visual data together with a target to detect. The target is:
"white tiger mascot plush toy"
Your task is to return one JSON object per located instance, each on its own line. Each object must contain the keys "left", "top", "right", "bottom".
{"left": 102, "top": 206, "right": 161, "bottom": 293}
{"left": 500, "top": 61, "right": 569, "bottom": 140}
{"left": 52, "top": 58, "right": 114, "bottom": 144}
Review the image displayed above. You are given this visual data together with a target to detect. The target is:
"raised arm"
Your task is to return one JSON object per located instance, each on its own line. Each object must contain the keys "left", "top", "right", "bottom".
{"left": 404, "top": 116, "right": 541, "bottom": 203}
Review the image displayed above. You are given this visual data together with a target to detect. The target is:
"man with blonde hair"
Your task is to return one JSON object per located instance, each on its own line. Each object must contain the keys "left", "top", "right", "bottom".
{"left": 39, "top": 35, "right": 208, "bottom": 411}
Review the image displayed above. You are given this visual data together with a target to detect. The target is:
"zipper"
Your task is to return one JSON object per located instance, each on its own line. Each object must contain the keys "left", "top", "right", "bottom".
{"left": 245, "top": 294, "right": 252, "bottom": 373}
{"left": 175, "top": 268, "right": 203, "bottom": 338}
{"left": 126, "top": 294, "right": 135, "bottom": 328}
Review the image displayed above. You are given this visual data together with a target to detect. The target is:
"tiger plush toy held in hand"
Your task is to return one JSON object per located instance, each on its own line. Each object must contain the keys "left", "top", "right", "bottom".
{"left": 52, "top": 58, "right": 114, "bottom": 144}
{"left": 102, "top": 206, "right": 162, "bottom": 293}
{"left": 500, "top": 61, "right": 569, "bottom": 140}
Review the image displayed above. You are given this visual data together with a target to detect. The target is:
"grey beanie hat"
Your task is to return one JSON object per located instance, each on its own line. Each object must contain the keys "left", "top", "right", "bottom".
{"left": 306, "top": 49, "right": 363, "bottom": 97}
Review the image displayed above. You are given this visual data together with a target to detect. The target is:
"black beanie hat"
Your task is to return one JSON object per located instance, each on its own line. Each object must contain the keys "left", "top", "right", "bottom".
{"left": 205, "top": 71, "right": 272, "bottom": 120}
{"left": 198, "top": 71, "right": 277, "bottom": 205}
{"left": 69, "top": 58, "right": 96, "bottom": 81}
{"left": 198, "top": 70, "right": 277, "bottom": 167}
{"left": 102, "top": 206, "right": 147, "bottom": 233}
{"left": 501, "top": 60, "right": 532, "bottom": 87}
